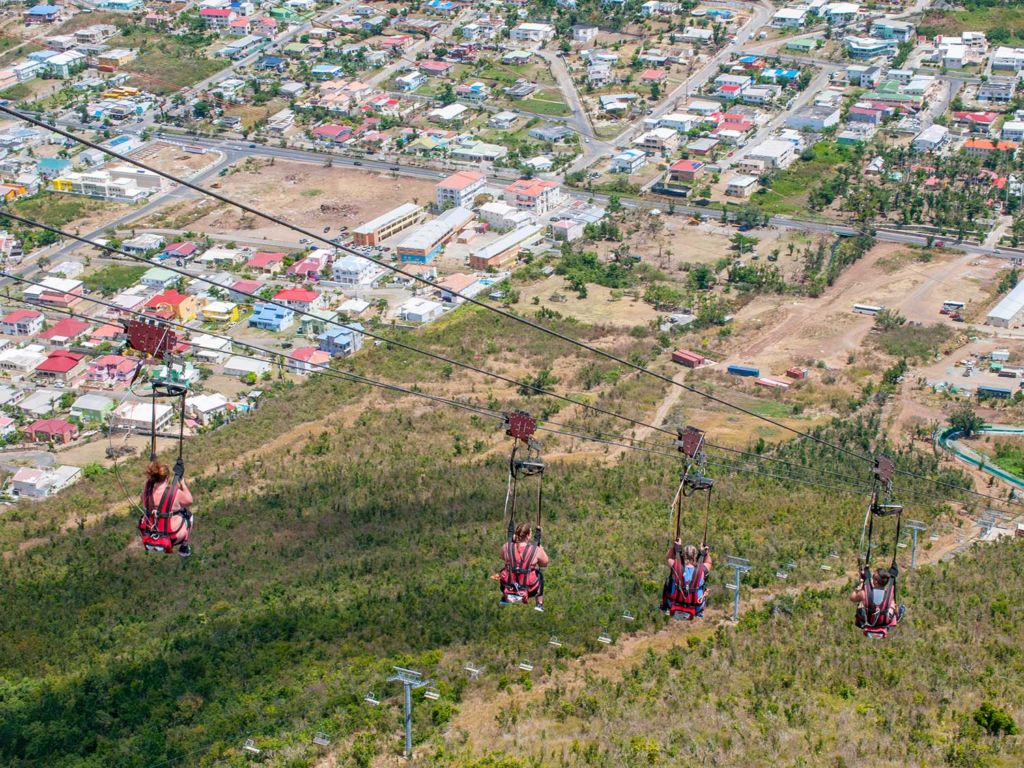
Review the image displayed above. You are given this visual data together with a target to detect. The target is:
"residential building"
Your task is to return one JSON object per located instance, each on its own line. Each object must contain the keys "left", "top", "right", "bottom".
{"left": 451, "top": 142, "right": 508, "bottom": 162}
{"left": 200, "top": 301, "right": 239, "bottom": 322}
{"left": 124, "top": 234, "right": 166, "bottom": 256}
{"left": 611, "top": 149, "right": 647, "bottom": 173}
{"left": 912, "top": 124, "right": 950, "bottom": 153}
{"left": 332, "top": 255, "right": 385, "bottom": 287}
{"left": 248, "top": 303, "right": 295, "bottom": 332}
{"left": 871, "top": 19, "right": 914, "bottom": 42}
{"left": 189, "top": 333, "right": 233, "bottom": 364}
{"left": 510, "top": 23, "right": 555, "bottom": 42}
{"left": 27, "top": 418, "right": 78, "bottom": 444}
{"left": 399, "top": 297, "right": 445, "bottom": 323}
{"left": 70, "top": 393, "right": 115, "bottom": 423}
{"left": 572, "top": 24, "right": 599, "bottom": 43}
{"left": 396, "top": 71, "right": 426, "bottom": 91}
{"left": 112, "top": 401, "right": 174, "bottom": 432}
{"left": 352, "top": 203, "right": 425, "bottom": 246}
{"left": 141, "top": 267, "right": 177, "bottom": 289}
{"left": 161, "top": 241, "right": 199, "bottom": 261}
{"left": 478, "top": 201, "right": 535, "bottom": 231}
{"left": 962, "top": 139, "right": 1018, "bottom": 158}
{"left": 951, "top": 111, "right": 999, "bottom": 134}
{"left": 634, "top": 127, "right": 680, "bottom": 155}
{"left": 429, "top": 103, "right": 468, "bottom": 126}
{"left": 23, "top": 277, "right": 83, "bottom": 309}
{"left": 0, "top": 309, "right": 44, "bottom": 336}
{"left": 785, "top": 104, "right": 841, "bottom": 132}
{"left": 318, "top": 322, "right": 364, "bottom": 357}
{"left": 1003, "top": 120, "right": 1024, "bottom": 142}
{"left": 726, "top": 174, "right": 759, "bottom": 197}
{"left": 38, "top": 318, "right": 90, "bottom": 347}
{"left": 747, "top": 139, "right": 798, "bottom": 169}
{"left": 34, "top": 350, "right": 85, "bottom": 383}
{"left": 845, "top": 37, "right": 898, "bottom": 59}
{"left": 273, "top": 288, "right": 325, "bottom": 313}
{"left": 24, "top": 5, "right": 61, "bottom": 25}
{"left": 50, "top": 167, "right": 154, "bottom": 202}
{"left": 489, "top": 111, "right": 519, "bottom": 129}
{"left": 288, "top": 347, "right": 331, "bottom": 374}
{"left": 504, "top": 179, "right": 564, "bottom": 215}
{"left": 246, "top": 251, "right": 285, "bottom": 273}
{"left": 821, "top": 1, "right": 858, "bottom": 24}
{"left": 772, "top": 7, "right": 807, "bottom": 27}
{"left": 145, "top": 290, "right": 198, "bottom": 323}
{"left": 86, "top": 354, "right": 137, "bottom": 385}
{"left": 395, "top": 207, "right": 475, "bottom": 264}
{"left": 668, "top": 159, "right": 705, "bottom": 183}
{"left": 528, "top": 124, "right": 574, "bottom": 142}
{"left": 992, "top": 46, "right": 1024, "bottom": 71}
{"left": 551, "top": 219, "right": 585, "bottom": 242}
{"left": 11, "top": 466, "right": 81, "bottom": 498}
{"left": 978, "top": 78, "right": 1016, "bottom": 103}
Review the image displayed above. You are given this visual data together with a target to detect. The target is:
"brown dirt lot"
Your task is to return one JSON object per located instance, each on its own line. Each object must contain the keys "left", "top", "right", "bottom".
{"left": 161, "top": 159, "right": 438, "bottom": 242}
{"left": 129, "top": 141, "right": 221, "bottom": 176}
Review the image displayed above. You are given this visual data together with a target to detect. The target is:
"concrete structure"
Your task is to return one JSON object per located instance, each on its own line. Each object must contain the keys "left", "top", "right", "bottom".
{"left": 0, "top": 309, "right": 44, "bottom": 336}
{"left": 504, "top": 179, "right": 563, "bottom": 214}
{"left": 726, "top": 174, "right": 758, "bottom": 197}
{"left": 113, "top": 401, "right": 174, "bottom": 433}
{"left": 352, "top": 202, "right": 425, "bottom": 246}
{"left": 978, "top": 78, "right": 1016, "bottom": 103}
{"left": 70, "top": 393, "right": 115, "bottom": 423}
{"left": 510, "top": 23, "right": 555, "bottom": 42}
{"left": 747, "top": 139, "right": 797, "bottom": 169}
{"left": 785, "top": 104, "right": 841, "bottom": 132}
{"left": 332, "top": 255, "right": 385, "bottom": 287}
{"left": 435, "top": 170, "right": 486, "bottom": 210}
{"left": 478, "top": 201, "right": 535, "bottom": 231}
{"left": 395, "top": 207, "right": 474, "bottom": 263}
{"left": 399, "top": 297, "right": 445, "bottom": 323}
{"left": 611, "top": 149, "right": 647, "bottom": 173}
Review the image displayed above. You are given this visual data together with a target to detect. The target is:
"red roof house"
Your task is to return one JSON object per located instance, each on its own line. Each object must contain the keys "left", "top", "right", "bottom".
{"left": 27, "top": 418, "right": 78, "bottom": 445}
{"left": 274, "top": 287, "right": 324, "bottom": 311}
{"left": 34, "top": 350, "right": 86, "bottom": 382}
{"left": 246, "top": 251, "right": 286, "bottom": 272}
{"left": 38, "top": 318, "right": 90, "bottom": 346}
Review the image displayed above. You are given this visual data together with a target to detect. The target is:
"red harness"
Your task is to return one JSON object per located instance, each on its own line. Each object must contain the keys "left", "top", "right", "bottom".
{"left": 665, "top": 558, "right": 707, "bottom": 618}
{"left": 500, "top": 542, "right": 542, "bottom": 603}
{"left": 138, "top": 477, "right": 191, "bottom": 553}
{"left": 856, "top": 568, "right": 898, "bottom": 638}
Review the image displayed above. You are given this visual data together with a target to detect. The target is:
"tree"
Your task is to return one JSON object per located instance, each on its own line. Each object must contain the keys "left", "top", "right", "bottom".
{"left": 607, "top": 194, "right": 622, "bottom": 213}
{"left": 973, "top": 703, "right": 1018, "bottom": 736}
{"left": 192, "top": 100, "right": 211, "bottom": 119}
{"left": 949, "top": 406, "right": 984, "bottom": 438}
{"left": 873, "top": 308, "right": 906, "bottom": 331}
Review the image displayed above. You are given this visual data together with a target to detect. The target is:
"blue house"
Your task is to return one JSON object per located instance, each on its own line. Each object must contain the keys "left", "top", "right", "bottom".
{"left": 96, "top": 0, "right": 141, "bottom": 9}
{"left": 24, "top": 5, "right": 60, "bottom": 24}
{"left": 311, "top": 63, "right": 343, "bottom": 79}
{"left": 249, "top": 303, "right": 295, "bottom": 332}
{"left": 257, "top": 55, "right": 286, "bottom": 71}
{"left": 318, "top": 322, "right": 364, "bottom": 357}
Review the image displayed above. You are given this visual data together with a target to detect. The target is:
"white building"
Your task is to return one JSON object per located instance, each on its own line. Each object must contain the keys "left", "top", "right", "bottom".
{"left": 987, "top": 281, "right": 1024, "bottom": 328}
{"left": 571, "top": 24, "right": 599, "bottom": 43}
{"left": 611, "top": 149, "right": 647, "bottom": 173}
{"left": 223, "top": 356, "right": 271, "bottom": 378}
{"left": 189, "top": 333, "right": 233, "bottom": 364}
{"left": 186, "top": 392, "right": 230, "bottom": 425}
{"left": 911, "top": 124, "right": 950, "bottom": 153}
{"left": 436, "top": 170, "right": 486, "bottom": 209}
{"left": 772, "top": 7, "right": 807, "bottom": 27}
{"left": 399, "top": 297, "right": 445, "bottom": 323}
{"left": 992, "top": 46, "right": 1024, "bottom": 71}
{"left": 1002, "top": 120, "right": 1024, "bottom": 142}
{"left": 10, "top": 465, "right": 80, "bottom": 499}
{"left": 510, "top": 22, "right": 555, "bottom": 42}
{"left": 332, "top": 255, "right": 385, "bottom": 287}
{"left": 112, "top": 401, "right": 174, "bottom": 433}
{"left": 478, "top": 201, "right": 536, "bottom": 230}
{"left": 746, "top": 139, "right": 798, "bottom": 169}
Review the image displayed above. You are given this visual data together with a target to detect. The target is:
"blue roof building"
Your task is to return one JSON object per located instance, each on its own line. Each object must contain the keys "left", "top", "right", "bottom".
{"left": 311, "top": 64, "right": 343, "bottom": 78}
{"left": 248, "top": 303, "right": 295, "bottom": 332}
{"left": 37, "top": 157, "right": 72, "bottom": 178}
{"left": 318, "top": 323, "right": 364, "bottom": 358}
{"left": 257, "top": 55, "right": 285, "bottom": 71}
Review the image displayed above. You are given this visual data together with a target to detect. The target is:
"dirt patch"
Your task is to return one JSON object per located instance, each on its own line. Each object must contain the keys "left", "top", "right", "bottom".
{"left": 129, "top": 141, "right": 220, "bottom": 176}
{"left": 516, "top": 276, "right": 660, "bottom": 327}
{"left": 158, "top": 159, "right": 437, "bottom": 242}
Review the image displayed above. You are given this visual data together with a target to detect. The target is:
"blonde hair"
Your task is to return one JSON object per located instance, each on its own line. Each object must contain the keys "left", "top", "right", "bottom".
{"left": 683, "top": 545, "right": 699, "bottom": 564}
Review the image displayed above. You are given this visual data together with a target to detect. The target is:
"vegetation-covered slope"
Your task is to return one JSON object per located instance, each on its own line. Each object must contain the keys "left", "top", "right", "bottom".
{"left": 0, "top": 308, "right": 989, "bottom": 767}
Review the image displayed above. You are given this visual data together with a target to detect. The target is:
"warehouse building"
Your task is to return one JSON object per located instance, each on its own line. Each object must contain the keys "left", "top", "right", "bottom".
{"left": 986, "top": 282, "right": 1024, "bottom": 328}
{"left": 395, "top": 206, "right": 474, "bottom": 263}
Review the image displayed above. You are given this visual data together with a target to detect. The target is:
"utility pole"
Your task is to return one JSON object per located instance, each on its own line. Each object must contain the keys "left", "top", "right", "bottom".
{"left": 725, "top": 555, "right": 751, "bottom": 622}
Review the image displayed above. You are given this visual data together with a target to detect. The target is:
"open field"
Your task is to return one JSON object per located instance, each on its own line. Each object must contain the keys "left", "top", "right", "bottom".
{"left": 919, "top": 8, "right": 1024, "bottom": 44}
{"left": 150, "top": 159, "right": 439, "bottom": 242}
{"left": 8, "top": 192, "right": 130, "bottom": 232}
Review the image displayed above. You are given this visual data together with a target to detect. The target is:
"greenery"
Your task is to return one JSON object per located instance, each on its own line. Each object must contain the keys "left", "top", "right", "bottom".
{"left": 82, "top": 265, "right": 148, "bottom": 296}
{"left": 992, "top": 441, "right": 1024, "bottom": 479}
{"left": 949, "top": 405, "right": 985, "bottom": 438}
{"left": 8, "top": 194, "right": 121, "bottom": 230}
{"left": 751, "top": 142, "right": 854, "bottom": 216}
{"left": 876, "top": 323, "right": 954, "bottom": 361}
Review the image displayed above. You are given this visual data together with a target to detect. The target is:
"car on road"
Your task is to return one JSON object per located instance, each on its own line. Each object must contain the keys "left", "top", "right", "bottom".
{"left": 390, "top": 166, "right": 400, "bottom": 171}
{"left": 323, "top": 226, "right": 330, "bottom": 233}
{"left": 584, "top": 138, "right": 590, "bottom": 143}
{"left": 353, "top": 161, "right": 363, "bottom": 165}
{"left": 248, "top": 143, "right": 256, "bottom": 148}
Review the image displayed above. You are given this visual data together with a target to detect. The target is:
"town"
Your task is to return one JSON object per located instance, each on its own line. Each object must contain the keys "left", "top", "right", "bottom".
{"left": 3, "top": 0, "right": 1024, "bottom": 498}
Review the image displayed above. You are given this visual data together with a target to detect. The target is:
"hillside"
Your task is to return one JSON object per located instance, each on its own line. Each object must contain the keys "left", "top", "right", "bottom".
{"left": 0, "top": 307, "right": 1010, "bottom": 768}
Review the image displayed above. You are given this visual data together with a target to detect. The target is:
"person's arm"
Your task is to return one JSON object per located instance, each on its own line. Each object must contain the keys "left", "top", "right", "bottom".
{"left": 702, "top": 547, "right": 712, "bottom": 574}
{"left": 666, "top": 538, "right": 680, "bottom": 569}
{"left": 849, "top": 588, "right": 865, "bottom": 604}
{"left": 175, "top": 484, "right": 194, "bottom": 508}
{"left": 535, "top": 546, "right": 549, "bottom": 568}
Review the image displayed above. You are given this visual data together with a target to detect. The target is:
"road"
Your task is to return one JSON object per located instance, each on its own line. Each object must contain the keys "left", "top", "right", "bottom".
{"left": 534, "top": 50, "right": 607, "bottom": 163}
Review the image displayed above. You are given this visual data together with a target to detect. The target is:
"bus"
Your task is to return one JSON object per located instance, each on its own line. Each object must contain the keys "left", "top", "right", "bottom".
{"left": 941, "top": 300, "right": 966, "bottom": 314}
{"left": 853, "top": 304, "right": 884, "bottom": 315}
{"left": 183, "top": 144, "right": 207, "bottom": 155}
